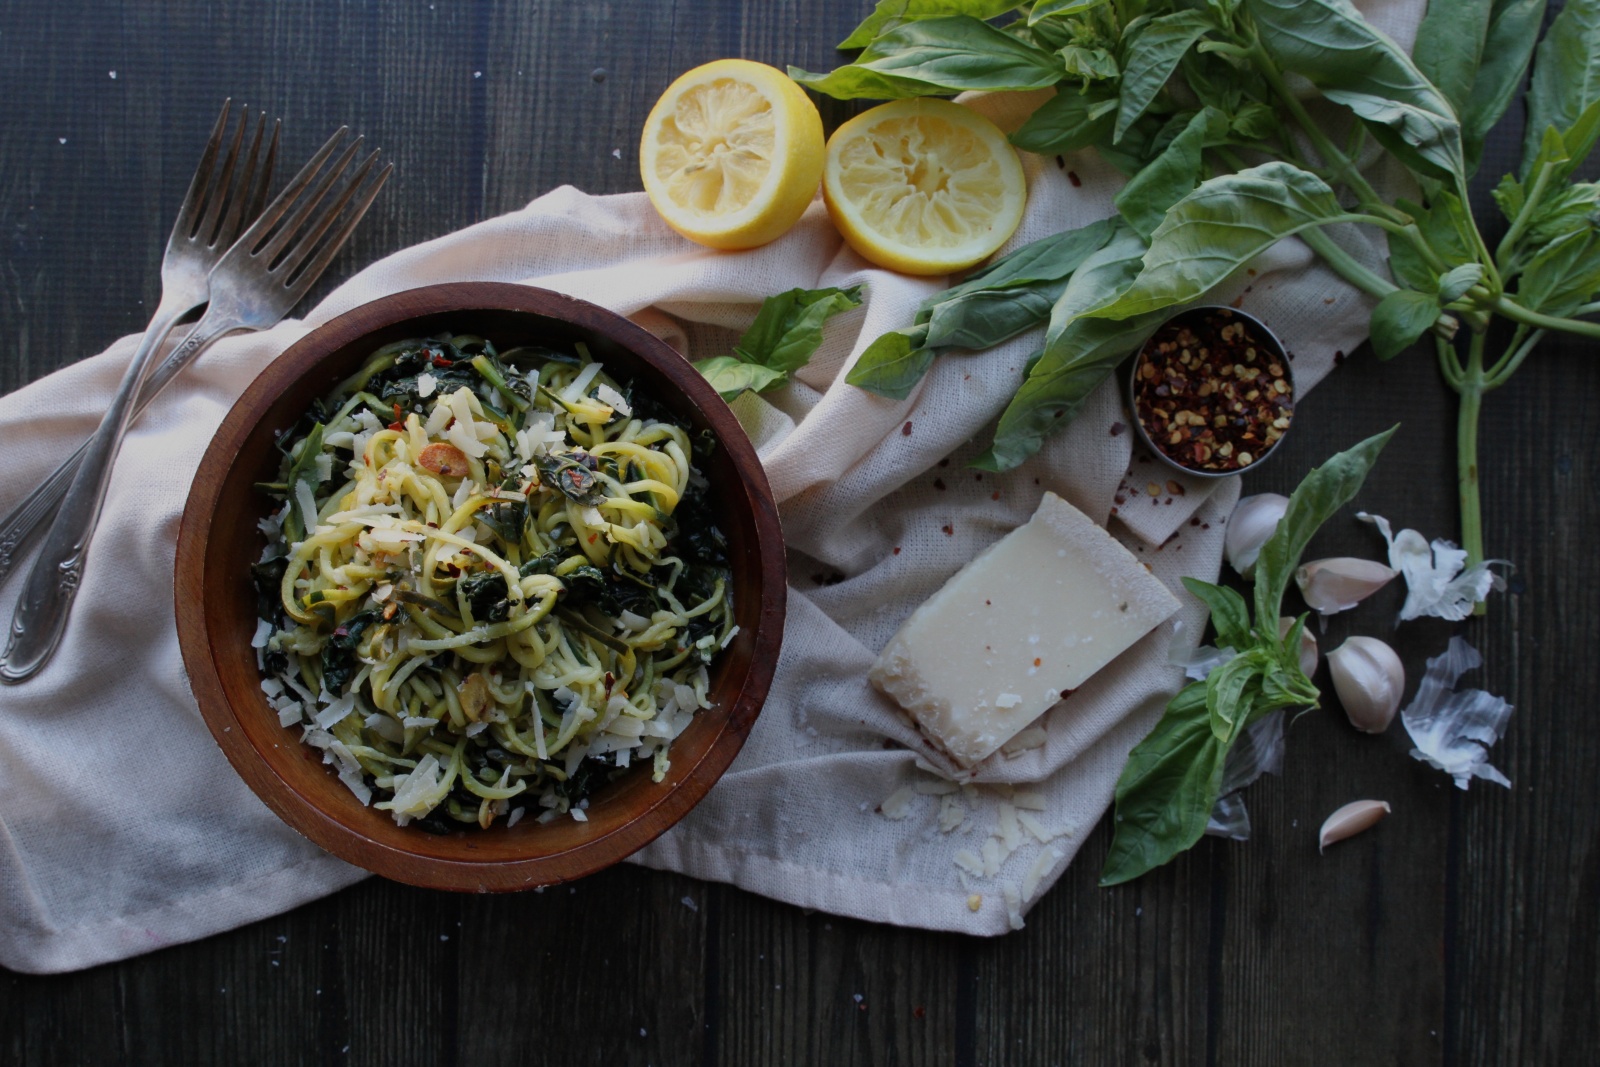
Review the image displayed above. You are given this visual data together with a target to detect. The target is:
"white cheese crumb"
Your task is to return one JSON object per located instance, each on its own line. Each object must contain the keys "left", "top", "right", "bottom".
{"left": 879, "top": 785, "right": 917, "bottom": 820}
{"left": 417, "top": 372, "right": 438, "bottom": 398}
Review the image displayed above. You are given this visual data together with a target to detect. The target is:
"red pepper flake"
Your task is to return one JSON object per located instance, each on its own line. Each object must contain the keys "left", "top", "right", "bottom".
{"left": 1109, "top": 421, "right": 1126, "bottom": 436}
{"left": 1055, "top": 155, "right": 1066, "bottom": 170}
{"left": 974, "top": 473, "right": 983, "bottom": 482}
{"left": 1033, "top": 657, "right": 1041, "bottom": 667}
{"left": 934, "top": 478, "right": 947, "bottom": 491}
{"left": 1131, "top": 307, "right": 1293, "bottom": 474}
{"left": 902, "top": 421, "right": 913, "bottom": 436}
{"left": 1067, "top": 170, "right": 1081, "bottom": 187}
{"left": 990, "top": 491, "right": 1000, "bottom": 501}
{"left": 587, "top": 533, "right": 598, "bottom": 544}
{"left": 913, "top": 1006, "right": 927, "bottom": 1020}
{"left": 892, "top": 546, "right": 901, "bottom": 555}
{"left": 942, "top": 524, "right": 954, "bottom": 536}
{"left": 938, "top": 458, "right": 950, "bottom": 468}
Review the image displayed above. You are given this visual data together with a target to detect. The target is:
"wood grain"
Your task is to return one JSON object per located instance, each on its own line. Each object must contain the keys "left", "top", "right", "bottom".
{"left": 4, "top": 0, "right": 1598, "bottom": 1063}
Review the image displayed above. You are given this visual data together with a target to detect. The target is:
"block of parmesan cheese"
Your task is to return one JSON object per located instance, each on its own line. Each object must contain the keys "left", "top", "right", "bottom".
{"left": 869, "top": 492, "right": 1180, "bottom": 767}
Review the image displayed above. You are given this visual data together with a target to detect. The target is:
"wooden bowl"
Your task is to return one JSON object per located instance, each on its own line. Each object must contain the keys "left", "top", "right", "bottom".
{"left": 176, "top": 283, "right": 786, "bottom": 891}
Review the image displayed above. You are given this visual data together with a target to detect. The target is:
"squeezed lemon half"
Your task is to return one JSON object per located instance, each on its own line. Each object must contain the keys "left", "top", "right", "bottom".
{"left": 639, "top": 59, "right": 824, "bottom": 250}
{"left": 823, "top": 98, "right": 1027, "bottom": 276}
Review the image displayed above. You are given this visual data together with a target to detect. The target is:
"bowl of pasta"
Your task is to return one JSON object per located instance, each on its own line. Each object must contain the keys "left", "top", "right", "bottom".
{"left": 175, "top": 282, "right": 786, "bottom": 890}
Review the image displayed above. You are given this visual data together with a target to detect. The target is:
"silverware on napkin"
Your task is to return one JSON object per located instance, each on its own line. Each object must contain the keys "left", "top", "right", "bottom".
{"left": 0, "top": 108, "right": 392, "bottom": 684}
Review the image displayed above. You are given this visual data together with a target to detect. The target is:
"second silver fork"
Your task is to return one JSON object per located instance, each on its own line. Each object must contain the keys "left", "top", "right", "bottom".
{"left": 0, "top": 123, "right": 392, "bottom": 683}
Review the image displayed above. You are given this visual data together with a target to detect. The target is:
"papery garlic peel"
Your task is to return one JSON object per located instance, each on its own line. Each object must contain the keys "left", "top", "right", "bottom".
{"left": 1318, "top": 799, "right": 1391, "bottom": 852}
{"left": 1327, "top": 635, "right": 1405, "bottom": 733}
{"left": 1295, "top": 557, "right": 1398, "bottom": 615}
{"left": 1225, "top": 493, "right": 1288, "bottom": 580}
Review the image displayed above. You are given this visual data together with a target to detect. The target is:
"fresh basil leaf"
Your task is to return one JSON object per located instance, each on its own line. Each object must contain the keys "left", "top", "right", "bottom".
{"left": 1043, "top": 224, "right": 1150, "bottom": 338}
{"left": 1206, "top": 651, "right": 1261, "bottom": 741}
{"left": 1112, "top": 107, "right": 1216, "bottom": 239}
{"left": 1437, "top": 263, "right": 1485, "bottom": 304}
{"left": 1253, "top": 427, "right": 1396, "bottom": 628}
{"left": 279, "top": 421, "right": 326, "bottom": 545}
{"left": 924, "top": 283, "right": 1066, "bottom": 349}
{"left": 852, "top": 15, "right": 1067, "bottom": 93}
{"left": 1460, "top": 0, "right": 1547, "bottom": 172}
{"left": 845, "top": 325, "right": 936, "bottom": 399}
{"left": 1524, "top": 183, "right": 1600, "bottom": 246}
{"left": 1245, "top": 0, "right": 1464, "bottom": 180}
{"left": 1028, "top": 0, "right": 1107, "bottom": 23}
{"left": 1524, "top": 0, "right": 1600, "bottom": 169}
{"left": 1010, "top": 87, "right": 1119, "bottom": 154}
{"left": 1370, "top": 290, "right": 1440, "bottom": 360}
{"left": 1516, "top": 227, "right": 1600, "bottom": 317}
{"left": 787, "top": 63, "right": 941, "bottom": 100}
{"left": 839, "top": 0, "right": 1028, "bottom": 50}
{"left": 1060, "top": 45, "right": 1120, "bottom": 81}
{"left": 1099, "top": 682, "right": 1229, "bottom": 886}
{"left": 693, "top": 357, "right": 788, "bottom": 401}
{"left": 1113, "top": 10, "right": 1214, "bottom": 143}
{"left": 734, "top": 285, "right": 865, "bottom": 376}
{"left": 1230, "top": 102, "right": 1278, "bottom": 142}
{"left": 921, "top": 217, "right": 1117, "bottom": 314}
{"left": 1412, "top": 0, "right": 1495, "bottom": 120}
{"left": 1094, "top": 162, "right": 1345, "bottom": 320}
{"left": 975, "top": 311, "right": 1160, "bottom": 470}
{"left": 1491, "top": 173, "right": 1525, "bottom": 226}
{"left": 1180, "top": 576, "right": 1252, "bottom": 651}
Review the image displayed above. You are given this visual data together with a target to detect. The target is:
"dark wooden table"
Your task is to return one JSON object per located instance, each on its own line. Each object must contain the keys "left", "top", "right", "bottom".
{"left": 2, "top": 2, "right": 1595, "bottom": 1063}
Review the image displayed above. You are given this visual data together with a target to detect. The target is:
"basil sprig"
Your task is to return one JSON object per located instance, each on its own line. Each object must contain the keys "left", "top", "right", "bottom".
{"left": 695, "top": 285, "right": 864, "bottom": 401}
{"left": 1098, "top": 427, "right": 1395, "bottom": 886}
{"left": 799, "top": 0, "right": 1600, "bottom": 579}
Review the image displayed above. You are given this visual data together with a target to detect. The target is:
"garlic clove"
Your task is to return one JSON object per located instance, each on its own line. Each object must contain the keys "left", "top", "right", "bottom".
{"left": 1277, "top": 616, "right": 1319, "bottom": 677}
{"left": 1225, "top": 493, "right": 1289, "bottom": 579}
{"left": 1318, "top": 799, "right": 1391, "bottom": 852}
{"left": 1295, "top": 556, "right": 1398, "bottom": 615}
{"left": 1327, "top": 635, "right": 1405, "bottom": 733}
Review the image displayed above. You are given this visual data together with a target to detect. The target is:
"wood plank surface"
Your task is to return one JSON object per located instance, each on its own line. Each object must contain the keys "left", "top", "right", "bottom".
{"left": 2, "top": 1, "right": 1597, "bottom": 1064}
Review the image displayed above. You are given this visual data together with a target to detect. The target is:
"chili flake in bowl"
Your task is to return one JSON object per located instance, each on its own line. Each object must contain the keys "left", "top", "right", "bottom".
{"left": 1127, "top": 306, "right": 1294, "bottom": 478}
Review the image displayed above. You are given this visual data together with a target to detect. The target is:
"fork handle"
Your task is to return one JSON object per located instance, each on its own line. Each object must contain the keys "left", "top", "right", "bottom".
{"left": 1, "top": 296, "right": 196, "bottom": 683}
{"left": 0, "top": 306, "right": 243, "bottom": 591}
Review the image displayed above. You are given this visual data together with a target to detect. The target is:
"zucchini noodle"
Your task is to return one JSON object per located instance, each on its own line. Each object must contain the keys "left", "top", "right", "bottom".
{"left": 252, "top": 334, "right": 734, "bottom": 831}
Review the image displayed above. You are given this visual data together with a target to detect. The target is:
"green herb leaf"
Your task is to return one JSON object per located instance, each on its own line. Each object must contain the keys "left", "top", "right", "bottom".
{"left": 1112, "top": 107, "right": 1218, "bottom": 239}
{"left": 845, "top": 325, "right": 936, "bottom": 399}
{"left": 734, "top": 285, "right": 864, "bottom": 376}
{"left": 1412, "top": 0, "right": 1495, "bottom": 120}
{"left": 853, "top": 15, "right": 1068, "bottom": 93}
{"left": 922, "top": 218, "right": 1117, "bottom": 313}
{"left": 1516, "top": 228, "right": 1600, "bottom": 317}
{"left": 1370, "top": 290, "right": 1440, "bottom": 360}
{"left": 1524, "top": 0, "right": 1600, "bottom": 168}
{"left": 1524, "top": 182, "right": 1600, "bottom": 246}
{"left": 1387, "top": 192, "right": 1479, "bottom": 290}
{"left": 1094, "top": 162, "right": 1344, "bottom": 320}
{"left": 1114, "top": 10, "right": 1214, "bottom": 142}
{"left": 693, "top": 357, "right": 789, "bottom": 401}
{"left": 1205, "top": 651, "right": 1261, "bottom": 741}
{"left": 786, "top": 64, "right": 935, "bottom": 100}
{"left": 1060, "top": 45, "right": 1120, "bottom": 82}
{"left": 1245, "top": 0, "right": 1464, "bottom": 180}
{"left": 1028, "top": 0, "right": 1107, "bottom": 24}
{"left": 1099, "top": 682, "right": 1228, "bottom": 886}
{"left": 1460, "top": 0, "right": 1547, "bottom": 172}
{"left": 1253, "top": 427, "right": 1397, "bottom": 628}
{"left": 838, "top": 0, "right": 1028, "bottom": 50}
{"left": 1180, "top": 577, "right": 1252, "bottom": 651}
{"left": 1010, "top": 87, "right": 1119, "bottom": 154}
{"left": 1437, "top": 263, "right": 1485, "bottom": 304}
{"left": 279, "top": 422, "right": 326, "bottom": 545}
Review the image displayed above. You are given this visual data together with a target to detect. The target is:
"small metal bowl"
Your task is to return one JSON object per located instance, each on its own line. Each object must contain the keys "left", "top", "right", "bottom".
{"left": 1125, "top": 304, "right": 1295, "bottom": 481}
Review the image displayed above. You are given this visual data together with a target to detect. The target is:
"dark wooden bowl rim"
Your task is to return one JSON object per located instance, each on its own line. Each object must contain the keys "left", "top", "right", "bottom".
{"left": 175, "top": 283, "right": 786, "bottom": 892}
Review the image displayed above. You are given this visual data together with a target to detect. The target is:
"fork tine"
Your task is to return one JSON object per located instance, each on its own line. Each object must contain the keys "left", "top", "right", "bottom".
{"left": 239, "top": 126, "right": 350, "bottom": 255}
{"left": 243, "top": 119, "right": 281, "bottom": 232}
{"left": 214, "top": 110, "right": 272, "bottom": 250}
{"left": 255, "top": 136, "right": 363, "bottom": 267}
{"left": 195, "top": 104, "right": 250, "bottom": 246}
{"left": 277, "top": 150, "right": 382, "bottom": 279}
{"left": 280, "top": 162, "right": 393, "bottom": 297}
{"left": 170, "top": 99, "right": 231, "bottom": 243}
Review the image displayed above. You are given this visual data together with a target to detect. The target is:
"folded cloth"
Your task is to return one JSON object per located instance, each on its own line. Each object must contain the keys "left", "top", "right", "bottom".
{"left": 0, "top": 0, "right": 1415, "bottom": 972}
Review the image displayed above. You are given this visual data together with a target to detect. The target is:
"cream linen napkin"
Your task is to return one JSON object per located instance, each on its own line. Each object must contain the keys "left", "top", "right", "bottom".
{"left": 0, "top": 0, "right": 1416, "bottom": 972}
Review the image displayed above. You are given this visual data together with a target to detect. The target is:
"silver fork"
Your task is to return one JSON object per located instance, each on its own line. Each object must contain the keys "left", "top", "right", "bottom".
{"left": 0, "top": 102, "right": 275, "bottom": 589}
{"left": 0, "top": 125, "right": 392, "bottom": 683}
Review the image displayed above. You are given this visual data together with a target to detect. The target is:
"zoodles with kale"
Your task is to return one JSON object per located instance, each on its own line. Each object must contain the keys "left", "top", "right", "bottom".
{"left": 252, "top": 333, "right": 734, "bottom": 832}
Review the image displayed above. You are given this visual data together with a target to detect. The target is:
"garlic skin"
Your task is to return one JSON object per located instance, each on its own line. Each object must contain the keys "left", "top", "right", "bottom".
{"left": 1295, "top": 557, "right": 1398, "bottom": 615}
{"left": 1225, "top": 493, "right": 1289, "bottom": 579}
{"left": 1277, "top": 617, "right": 1319, "bottom": 677}
{"left": 1318, "top": 799, "right": 1391, "bottom": 852}
{"left": 1327, "top": 635, "right": 1405, "bottom": 733}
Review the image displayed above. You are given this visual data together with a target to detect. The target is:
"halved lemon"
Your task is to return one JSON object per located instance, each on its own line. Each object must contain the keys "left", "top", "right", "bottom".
{"left": 639, "top": 59, "right": 824, "bottom": 250}
{"left": 823, "top": 98, "right": 1027, "bottom": 276}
